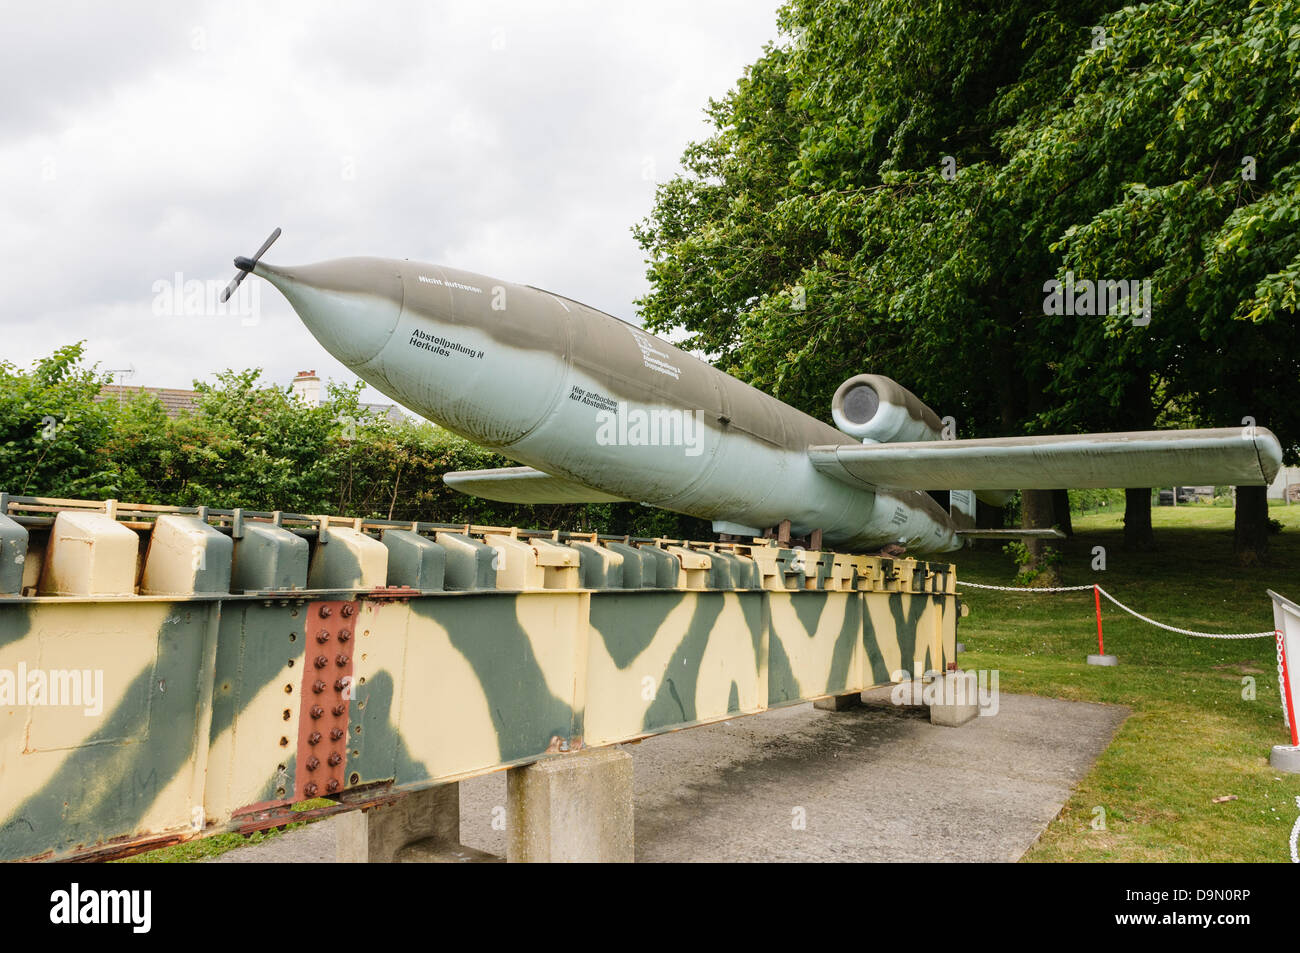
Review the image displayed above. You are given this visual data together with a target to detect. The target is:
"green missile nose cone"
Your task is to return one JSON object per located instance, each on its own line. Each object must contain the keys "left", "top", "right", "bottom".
{"left": 254, "top": 257, "right": 404, "bottom": 368}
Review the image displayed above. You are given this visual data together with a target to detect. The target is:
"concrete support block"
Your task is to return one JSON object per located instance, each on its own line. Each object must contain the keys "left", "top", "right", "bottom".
{"left": 814, "top": 692, "right": 863, "bottom": 711}
{"left": 336, "top": 783, "right": 465, "bottom": 863}
{"left": 870, "top": 674, "right": 980, "bottom": 727}
{"left": 507, "top": 747, "right": 634, "bottom": 863}
{"left": 1270, "top": 745, "right": 1300, "bottom": 774}
{"left": 928, "top": 672, "right": 980, "bottom": 727}
{"left": 1087, "top": 654, "right": 1119, "bottom": 666}
{"left": 929, "top": 700, "right": 979, "bottom": 726}
{"left": 396, "top": 840, "right": 503, "bottom": 863}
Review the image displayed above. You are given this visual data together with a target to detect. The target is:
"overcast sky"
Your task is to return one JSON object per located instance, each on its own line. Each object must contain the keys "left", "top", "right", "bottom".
{"left": 0, "top": 0, "right": 784, "bottom": 398}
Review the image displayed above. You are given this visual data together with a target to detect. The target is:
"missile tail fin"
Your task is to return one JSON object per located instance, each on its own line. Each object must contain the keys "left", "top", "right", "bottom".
{"left": 955, "top": 528, "right": 1066, "bottom": 540}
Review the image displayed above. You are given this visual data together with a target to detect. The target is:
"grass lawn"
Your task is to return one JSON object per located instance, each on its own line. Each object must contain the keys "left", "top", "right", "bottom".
{"left": 951, "top": 500, "right": 1300, "bottom": 862}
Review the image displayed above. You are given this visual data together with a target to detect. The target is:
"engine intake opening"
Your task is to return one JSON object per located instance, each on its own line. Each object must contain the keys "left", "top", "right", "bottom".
{"left": 830, "top": 373, "right": 943, "bottom": 443}
{"left": 840, "top": 383, "right": 880, "bottom": 426}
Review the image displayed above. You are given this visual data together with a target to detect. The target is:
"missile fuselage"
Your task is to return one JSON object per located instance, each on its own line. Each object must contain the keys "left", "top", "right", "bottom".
{"left": 256, "top": 256, "right": 960, "bottom": 553}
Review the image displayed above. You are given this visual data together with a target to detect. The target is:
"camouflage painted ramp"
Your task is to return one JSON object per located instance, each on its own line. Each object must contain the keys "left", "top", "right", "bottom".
{"left": 0, "top": 495, "right": 957, "bottom": 862}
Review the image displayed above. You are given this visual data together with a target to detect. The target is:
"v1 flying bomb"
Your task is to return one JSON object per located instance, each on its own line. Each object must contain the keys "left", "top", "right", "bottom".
{"left": 226, "top": 230, "right": 1284, "bottom": 556}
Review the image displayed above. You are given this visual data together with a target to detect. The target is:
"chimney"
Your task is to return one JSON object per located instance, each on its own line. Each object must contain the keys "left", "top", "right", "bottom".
{"left": 291, "top": 369, "right": 322, "bottom": 407}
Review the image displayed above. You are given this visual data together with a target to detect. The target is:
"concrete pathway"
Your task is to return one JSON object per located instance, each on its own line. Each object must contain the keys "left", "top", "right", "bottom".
{"left": 210, "top": 692, "right": 1126, "bottom": 863}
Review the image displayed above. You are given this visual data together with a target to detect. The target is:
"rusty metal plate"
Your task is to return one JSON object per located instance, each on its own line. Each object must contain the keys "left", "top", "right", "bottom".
{"left": 294, "top": 599, "right": 358, "bottom": 800}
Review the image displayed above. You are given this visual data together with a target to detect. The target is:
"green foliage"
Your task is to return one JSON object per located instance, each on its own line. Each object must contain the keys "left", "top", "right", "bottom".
{"left": 0, "top": 347, "right": 706, "bottom": 538}
{"left": 1002, "top": 539, "right": 1063, "bottom": 585}
{"left": 1068, "top": 488, "right": 1125, "bottom": 514}
{"left": 634, "top": 0, "right": 1300, "bottom": 455}
{"left": 0, "top": 344, "right": 118, "bottom": 497}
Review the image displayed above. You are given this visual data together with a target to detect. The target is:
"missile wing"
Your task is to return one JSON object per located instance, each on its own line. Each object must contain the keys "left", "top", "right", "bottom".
{"left": 809, "top": 428, "right": 1284, "bottom": 492}
{"left": 443, "top": 466, "right": 629, "bottom": 504}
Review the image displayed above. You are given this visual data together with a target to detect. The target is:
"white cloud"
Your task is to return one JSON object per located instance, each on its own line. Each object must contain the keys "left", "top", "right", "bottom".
{"left": 0, "top": 0, "right": 782, "bottom": 396}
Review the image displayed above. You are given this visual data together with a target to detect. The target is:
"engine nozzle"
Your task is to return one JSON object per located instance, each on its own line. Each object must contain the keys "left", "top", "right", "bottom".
{"left": 831, "top": 374, "right": 944, "bottom": 444}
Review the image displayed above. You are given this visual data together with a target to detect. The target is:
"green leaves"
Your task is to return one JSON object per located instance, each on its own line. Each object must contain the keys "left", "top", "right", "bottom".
{"left": 634, "top": 0, "right": 1299, "bottom": 459}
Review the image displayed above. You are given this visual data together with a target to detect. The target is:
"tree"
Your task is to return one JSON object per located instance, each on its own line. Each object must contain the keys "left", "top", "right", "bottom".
{"left": 634, "top": 0, "right": 1300, "bottom": 566}
{"left": 999, "top": 0, "right": 1300, "bottom": 560}
{"left": 635, "top": 0, "right": 1125, "bottom": 572}
{"left": 0, "top": 344, "right": 116, "bottom": 497}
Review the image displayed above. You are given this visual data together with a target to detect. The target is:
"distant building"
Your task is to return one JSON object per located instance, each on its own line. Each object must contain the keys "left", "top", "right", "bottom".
{"left": 95, "top": 385, "right": 200, "bottom": 419}
{"left": 1269, "top": 466, "right": 1300, "bottom": 503}
{"left": 95, "top": 372, "right": 411, "bottom": 426}
{"left": 289, "top": 369, "right": 324, "bottom": 406}
{"left": 290, "top": 370, "right": 410, "bottom": 424}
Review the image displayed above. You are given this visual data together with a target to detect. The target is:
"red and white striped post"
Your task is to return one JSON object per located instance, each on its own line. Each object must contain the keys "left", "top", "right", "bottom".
{"left": 1270, "top": 589, "right": 1300, "bottom": 772}
{"left": 1087, "top": 585, "right": 1118, "bottom": 666}
{"left": 1095, "top": 585, "right": 1105, "bottom": 654}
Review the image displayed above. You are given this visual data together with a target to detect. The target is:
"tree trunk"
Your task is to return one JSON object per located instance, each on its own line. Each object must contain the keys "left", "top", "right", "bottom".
{"left": 1051, "top": 488, "right": 1073, "bottom": 538}
{"left": 1234, "top": 484, "right": 1270, "bottom": 565}
{"left": 1123, "top": 488, "right": 1154, "bottom": 550}
{"left": 1021, "top": 488, "right": 1062, "bottom": 585}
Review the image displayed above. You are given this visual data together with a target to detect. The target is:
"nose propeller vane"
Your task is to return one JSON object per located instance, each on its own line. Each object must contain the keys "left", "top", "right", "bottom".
{"left": 220, "top": 227, "right": 282, "bottom": 303}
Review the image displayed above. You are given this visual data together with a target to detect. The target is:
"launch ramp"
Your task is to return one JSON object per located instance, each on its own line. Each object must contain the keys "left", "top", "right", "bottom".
{"left": 0, "top": 493, "right": 960, "bottom": 862}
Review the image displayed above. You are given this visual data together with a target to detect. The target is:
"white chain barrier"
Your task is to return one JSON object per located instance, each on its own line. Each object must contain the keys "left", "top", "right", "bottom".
{"left": 958, "top": 581, "right": 1095, "bottom": 593}
{"left": 958, "top": 578, "right": 1290, "bottom": 726}
{"left": 1093, "top": 586, "right": 1277, "bottom": 640}
{"left": 1275, "top": 632, "right": 1292, "bottom": 733}
{"left": 958, "top": 580, "right": 1276, "bottom": 637}
{"left": 1291, "top": 796, "right": 1299, "bottom": 865}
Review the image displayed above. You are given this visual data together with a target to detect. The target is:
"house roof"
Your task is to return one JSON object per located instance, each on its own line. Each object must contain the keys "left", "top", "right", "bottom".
{"left": 361, "top": 402, "right": 409, "bottom": 424}
{"left": 94, "top": 385, "right": 410, "bottom": 425}
{"left": 95, "top": 385, "right": 201, "bottom": 419}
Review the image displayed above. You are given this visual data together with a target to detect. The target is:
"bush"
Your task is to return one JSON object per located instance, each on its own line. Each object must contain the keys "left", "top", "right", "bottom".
{"left": 1068, "top": 488, "right": 1125, "bottom": 514}
{"left": 1002, "top": 540, "right": 1063, "bottom": 586}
